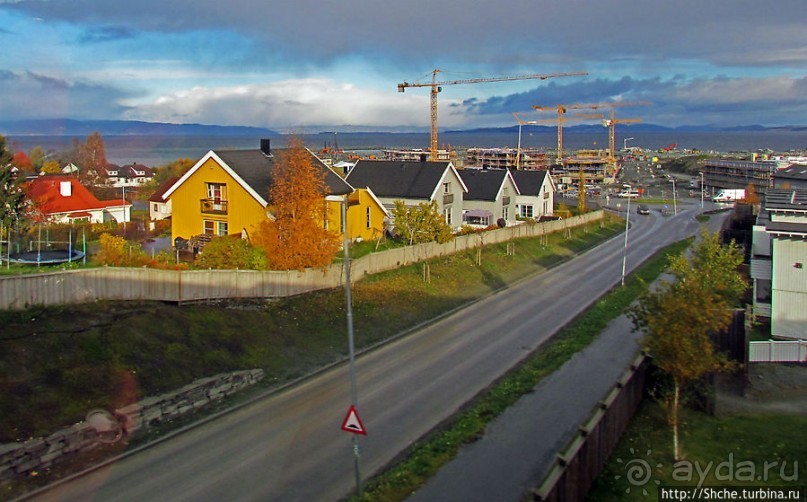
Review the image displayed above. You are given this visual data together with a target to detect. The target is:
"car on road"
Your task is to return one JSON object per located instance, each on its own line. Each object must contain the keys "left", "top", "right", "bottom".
{"left": 637, "top": 204, "right": 650, "bottom": 215}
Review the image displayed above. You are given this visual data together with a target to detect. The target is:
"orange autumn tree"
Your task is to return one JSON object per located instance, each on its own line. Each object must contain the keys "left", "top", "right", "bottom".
{"left": 252, "top": 137, "right": 341, "bottom": 270}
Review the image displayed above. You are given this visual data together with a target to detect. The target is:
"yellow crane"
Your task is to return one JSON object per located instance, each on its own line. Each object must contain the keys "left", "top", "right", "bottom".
{"left": 398, "top": 69, "right": 587, "bottom": 161}
{"left": 532, "top": 104, "right": 604, "bottom": 163}
{"left": 602, "top": 109, "right": 641, "bottom": 172}
{"left": 535, "top": 101, "right": 649, "bottom": 174}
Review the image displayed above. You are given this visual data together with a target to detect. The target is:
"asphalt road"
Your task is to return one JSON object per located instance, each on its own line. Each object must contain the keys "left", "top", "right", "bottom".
{"left": 24, "top": 202, "right": 704, "bottom": 502}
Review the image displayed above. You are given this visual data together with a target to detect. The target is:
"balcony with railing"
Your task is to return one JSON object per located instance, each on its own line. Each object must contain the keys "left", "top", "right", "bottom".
{"left": 200, "top": 198, "right": 228, "bottom": 215}
{"left": 443, "top": 193, "right": 454, "bottom": 204}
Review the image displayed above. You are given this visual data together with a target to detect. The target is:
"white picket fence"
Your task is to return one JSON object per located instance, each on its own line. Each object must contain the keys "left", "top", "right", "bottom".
{"left": 748, "top": 340, "right": 807, "bottom": 363}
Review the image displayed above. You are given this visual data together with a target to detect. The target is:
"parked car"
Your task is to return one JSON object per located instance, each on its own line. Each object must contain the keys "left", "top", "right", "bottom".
{"left": 618, "top": 190, "right": 640, "bottom": 198}
{"left": 637, "top": 204, "right": 650, "bottom": 215}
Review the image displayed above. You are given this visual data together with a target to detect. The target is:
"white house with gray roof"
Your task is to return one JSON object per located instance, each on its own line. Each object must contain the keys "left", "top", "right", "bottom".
{"left": 457, "top": 168, "right": 520, "bottom": 227}
{"left": 346, "top": 160, "right": 468, "bottom": 230}
{"left": 751, "top": 188, "right": 807, "bottom": 340}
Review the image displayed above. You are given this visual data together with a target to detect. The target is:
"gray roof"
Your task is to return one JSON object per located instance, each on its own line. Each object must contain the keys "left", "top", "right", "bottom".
{"left": 510, "top": 169, "right": 549, "bottom": 195}
{"left": 346, "top": 160, "right": 454, "bottom": 199}
{"left": 765, "top": 189, "right": 807, "bottom": 211}
{"left": 774, "top": 164, "right": 807, "bottom": 181}
{"left": 213, "top": 148, "right": 352, "bottom": 197}
{"left": 458, "top": 169, "right": 510, "bottom": 201}
{"left": 766, "top": 221, "right": 807, "bottom": 238}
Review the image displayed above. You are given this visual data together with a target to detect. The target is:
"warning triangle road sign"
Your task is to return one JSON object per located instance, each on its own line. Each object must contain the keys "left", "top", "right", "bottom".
{"left": 341, "top": 405, "right": 367, "bottom": 435}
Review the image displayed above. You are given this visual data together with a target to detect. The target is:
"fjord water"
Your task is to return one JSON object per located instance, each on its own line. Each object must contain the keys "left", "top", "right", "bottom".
{"left": 7, "top": 129, "right": 806, "bottom": 167}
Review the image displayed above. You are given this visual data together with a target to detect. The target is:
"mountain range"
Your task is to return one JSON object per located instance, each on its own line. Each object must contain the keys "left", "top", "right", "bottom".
{"left": 1, "top": 119, "right": 805, "bottom": 137}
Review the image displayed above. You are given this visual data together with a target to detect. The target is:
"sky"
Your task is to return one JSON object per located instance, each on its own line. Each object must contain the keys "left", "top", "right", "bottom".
{"left": 0, "top": 0, "right": 805, "bottom": 132}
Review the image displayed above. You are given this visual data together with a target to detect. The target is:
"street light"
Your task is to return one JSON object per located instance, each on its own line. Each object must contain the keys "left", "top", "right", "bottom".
{"left": 515, "top": 116, "right": 538, "bottom": 170}
{"left": 621, "top": 195, "right": 631, "bottom": 287}
{"left": 623, "top": 137, "right": 634, "bottom": 150}
{"left": 699, "top": 171, "right": 704, "bottom": 209}
{"left": 671, "top": 178, "right": 677, "bottom": 216}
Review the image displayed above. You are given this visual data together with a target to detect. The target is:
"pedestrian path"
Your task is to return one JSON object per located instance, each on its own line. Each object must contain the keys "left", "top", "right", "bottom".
{"left": 408, "top": 315, "right": 643, "bottom": 502}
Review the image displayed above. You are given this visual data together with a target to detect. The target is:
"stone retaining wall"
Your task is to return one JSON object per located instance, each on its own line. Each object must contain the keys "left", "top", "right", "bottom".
{"left": 0, "top": 369, "right": 264, "bottom": 484}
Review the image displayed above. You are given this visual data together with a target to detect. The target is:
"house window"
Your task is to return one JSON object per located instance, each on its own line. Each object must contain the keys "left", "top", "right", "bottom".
{"left": 366, "top": 206, "right": 371, "bottom": 229}
{"left": 206, "top": 183, "right": 227, "bottom": 205}
{"left": 443, "top": 182, "right": 451, "bottom": 194}
{"left": 502, "top": 207, "right": 509, "bottom": 221}
{"left": 543, "top": 190, "right": 549, "bottom": 199}
{"left": 152, "top": 203, "right": 159, "bottom": 213}
{"left": 204, "top": 220, "right": 228, "bottom": 236}
{"left": 444, "top": 206, "right": 452, "bottom": 225}
{"left": 520, "top": 205, "right": 534, "bottom": 218}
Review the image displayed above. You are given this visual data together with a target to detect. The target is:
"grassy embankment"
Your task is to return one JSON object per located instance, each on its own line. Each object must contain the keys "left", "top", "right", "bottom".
{"left": 1, "top": 214, "right": 623, "bottom": 444}
{"left": 587, "top": 403, "right": 806, "bottom": 501}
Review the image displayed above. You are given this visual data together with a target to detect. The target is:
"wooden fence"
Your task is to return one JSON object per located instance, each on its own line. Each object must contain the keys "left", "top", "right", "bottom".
{"left": 749, "top": 340, "right": 807, "bottom": 362}
{"left": 0, "top": 211, "right": 603, "bottom": 311}
{"left": 531, "top": 352, "right": 648, "bottom": 501}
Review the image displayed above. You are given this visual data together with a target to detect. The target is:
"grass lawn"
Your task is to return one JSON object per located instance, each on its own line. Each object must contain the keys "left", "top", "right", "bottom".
{"left": 587, "top": 401, "right": 806, "bottom": 501}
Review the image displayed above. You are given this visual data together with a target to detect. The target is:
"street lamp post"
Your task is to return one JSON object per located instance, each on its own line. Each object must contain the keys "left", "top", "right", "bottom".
{"left": 699, "top": 171, "right": 704, "bottom": 209}
{"left": 623, "top": 137, "right": 634, "bottom": 150}
{"left": 341, "top": 197, "right": 362, "bottom": 497}
{"left": 671, "top": 178, "right": 677, "bottom": 216}
{"left": 621, "top": 196, "right": 631, "bottom": 287}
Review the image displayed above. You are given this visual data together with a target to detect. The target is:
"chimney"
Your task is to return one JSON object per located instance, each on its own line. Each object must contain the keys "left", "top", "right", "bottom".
{"left": 260, "top": 139, "right": 271, "bottom": 156}
{"left": 59, "top": 181, "right": 72, "bottom": 197}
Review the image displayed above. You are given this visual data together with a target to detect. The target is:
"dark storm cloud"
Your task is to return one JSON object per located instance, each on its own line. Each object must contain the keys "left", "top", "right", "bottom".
{"left": 465, "top": 75, "right": 807, "bottom": 127}
{"left": 0, "top": 69, "right": 133, "bottom": 119}
{"left": 4, "top": 0, "right": 805, "bottom": 69}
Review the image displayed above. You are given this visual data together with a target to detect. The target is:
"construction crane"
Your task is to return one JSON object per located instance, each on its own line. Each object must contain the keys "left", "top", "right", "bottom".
{"left": 532, "top": 104, "right": 604, "bottom": 163}
{"left": 535, "top": 101, "right": 649, "bottom": 173}
{"left": 398, "top": 69, "right": 587, "bottom": 161}
{"left": 603, "top": 109, "right": 641, "bottom": 172}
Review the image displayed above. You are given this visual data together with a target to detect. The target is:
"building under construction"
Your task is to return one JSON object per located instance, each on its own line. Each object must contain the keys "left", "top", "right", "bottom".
{"left": 552, "top": 149, "right": 610, "bottom": 188}
{"left": 383, "top": 148, "right": 453, "bottom": 162}
{"left": 465, "top": 147, "right": 549, "bottom": 170}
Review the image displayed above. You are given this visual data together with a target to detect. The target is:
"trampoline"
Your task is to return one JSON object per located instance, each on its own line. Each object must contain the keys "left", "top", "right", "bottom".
{"left": 7, "top": 249, "right": 85, "bottom": 265}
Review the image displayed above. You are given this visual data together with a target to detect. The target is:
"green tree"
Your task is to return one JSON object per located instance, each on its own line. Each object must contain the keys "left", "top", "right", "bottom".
{"left": 0, "top": 135, "right": 13, "bottom": 167}
{"left": 198, "top": 236, "right": 267, "bottom": 270}
{"left": 629, "top": 229, "right": 747, "bottom": 460}
{"left": 390, "top": 200, "right": 453, "bottom": 246}
{"left": 0, "top": 165, "right": 26, "bottom": 230}
{"left": 28, "top": 146, "right": 46, "bottom": 171}
{"left": 390, "top": 200, "right": 453, "bottom": 282}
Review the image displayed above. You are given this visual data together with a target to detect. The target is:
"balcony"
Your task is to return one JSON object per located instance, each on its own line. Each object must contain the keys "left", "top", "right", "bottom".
{"left": 201, "top": 198, "right": 228, "bottom": 215}
{"left": 502, "top": 196, "right": 511, "bottom": 206}
{"left": 443, "top": 193, "right": 454, "bottom": 204}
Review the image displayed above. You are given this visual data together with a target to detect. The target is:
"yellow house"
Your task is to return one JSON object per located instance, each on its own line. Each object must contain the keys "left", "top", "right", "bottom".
{"left": 345, "top": 187, "right": 390, "bottom": 242}
{"left": 163, "top": 140, "right": 386, "bottom": 247}
{"left": 163, "top": 139, "right": 353, "bottom": 247}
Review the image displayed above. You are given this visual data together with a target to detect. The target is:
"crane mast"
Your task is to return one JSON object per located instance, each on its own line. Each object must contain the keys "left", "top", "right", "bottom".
{"left": 398, "top": 69, "right": 587, "bottom": 161}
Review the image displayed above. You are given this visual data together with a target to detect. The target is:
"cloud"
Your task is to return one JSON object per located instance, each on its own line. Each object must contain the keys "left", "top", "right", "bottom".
{"left": 5, "top": 0, "right": 806, "bottom": 70}
{"left": 0, "top": 69, "right": 132, "bottom": 119}
{"left": 126, "top": 78, "right": 435, "bottom": 129}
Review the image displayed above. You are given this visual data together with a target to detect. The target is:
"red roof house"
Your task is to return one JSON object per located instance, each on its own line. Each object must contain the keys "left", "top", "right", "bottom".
{"left": 26, "top": 175, "right": 131, "bottom": 224}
